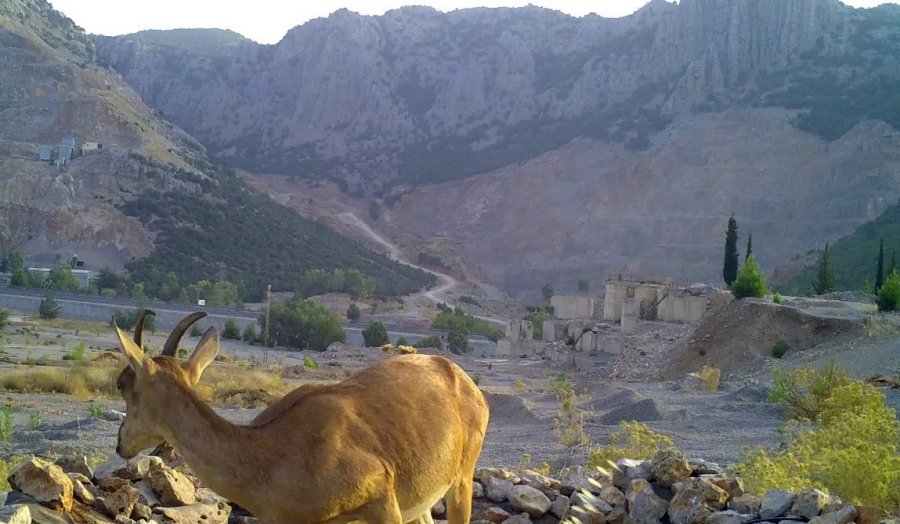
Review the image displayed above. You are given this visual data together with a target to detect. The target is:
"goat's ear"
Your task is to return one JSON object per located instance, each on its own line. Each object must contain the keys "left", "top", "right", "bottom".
{"left": 185, "top": 327, "right": 219, "bottom": 385}
{"left": 115, "top": 325, "right": 146, "bottom": 373}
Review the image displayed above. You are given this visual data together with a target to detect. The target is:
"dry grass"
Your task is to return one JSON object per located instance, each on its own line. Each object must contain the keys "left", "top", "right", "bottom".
{"left": 696, "top": 365, "right": 721, "bottom": 392}
{"left": 0, "top": 363, "right": 293, "bottom": 408}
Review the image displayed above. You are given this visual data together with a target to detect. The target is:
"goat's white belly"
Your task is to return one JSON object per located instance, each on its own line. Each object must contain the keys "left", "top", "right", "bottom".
{"left": 400, "top": 483, "right": 451, "bottom": 522}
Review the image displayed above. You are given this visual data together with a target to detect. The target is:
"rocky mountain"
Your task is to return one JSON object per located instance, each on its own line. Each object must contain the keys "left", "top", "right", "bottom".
{"left": 92, "top": 0, "right": 900, "bottom": 294}
{"left": 0, "top": 0, "right": 433, "bottom": 299}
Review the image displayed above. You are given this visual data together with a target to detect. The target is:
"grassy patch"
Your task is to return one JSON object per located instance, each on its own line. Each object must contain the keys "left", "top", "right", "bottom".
{"left": 696, "top": 365, "right": 721, "bottom": 392}
{"left": 588, "top": 421, "right": 676, "bottom": 471}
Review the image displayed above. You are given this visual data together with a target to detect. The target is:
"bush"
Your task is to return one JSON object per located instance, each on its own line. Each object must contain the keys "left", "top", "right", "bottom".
{"left": 773, "top": 292, "right": 782, "bottom": 304}
{"left": 0, "top": 308, "right": 6, "bottom": 329}
{"left": 696, "top": 365, "right": 721, "bottom": 391}
{"left": 38, "top": 291, "right": 60, "bottom": 319}
{"left": 395, "top": 336, "right": 410, "bottom": 346}
{"left": 303, "top": 356, "right": 317, "bottom": 369}
{"left": 265, "top": 299, "right": 346, "bottom": 351}
{"left": 346, "top": 303, "right": 360, "bottom": 322}
{"left": 362, "top": 320, "right": 389, "bottom": 347}
{"left": 413, "top": 335, "right": 442, "bottom": 349}
{"left": 768, "top": 364, "right": 850, "bottom": 421}
{"left": 771, "top": 339, "right": 789, "bottom": 358}
{"left": 242, "top": 323, "right": 257, "bottom": 344}
{"left": 588, "top": 421, "right": 676, "bottom": 470}
{"left": 222, "top": 318, "right": 241, "bottom": 340}
{"left": 62, "top": 343, "right": 86, "bottom": 361}
{"left": 736, "top": 380, "right": 900, "bottom": 511}
{"left": 110, "top": 309, "right": 156, "bottom": 333}
{"left": 877, "top": 270, "right": 900, "bottom": 311}
{"left": 731, "top": 255, "right": 769, "bottom": 299}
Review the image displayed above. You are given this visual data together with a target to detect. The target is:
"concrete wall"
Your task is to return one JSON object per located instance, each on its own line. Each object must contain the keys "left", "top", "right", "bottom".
{"left": 551, "top": 295, "right": 594, "bottom": 320}
{"left": 659, "top": 293, "right": 709, "bottom": 323}
{"left": 495, "top": 339, "right": 546, "bottom": 358}
{"left": 621, "top": 297, "right": 640, "bottom": 333}
{"left": 635, "top": 285, "right": 662, "bottom": 320}
{"left": 603, "top": 281, "right": 630, "bottom": 321}
{"left": 505, "top": 319, "right": 533, "bottom": 341}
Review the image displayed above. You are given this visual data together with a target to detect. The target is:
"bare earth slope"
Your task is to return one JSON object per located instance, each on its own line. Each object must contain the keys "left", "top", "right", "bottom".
{"left": 387, "top": 109, "right": 900, "bottom": 292}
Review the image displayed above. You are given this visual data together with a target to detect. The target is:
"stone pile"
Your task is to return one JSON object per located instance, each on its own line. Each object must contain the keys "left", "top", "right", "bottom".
{"left": 2, "top": 450, "right": 897, "bottom": 524}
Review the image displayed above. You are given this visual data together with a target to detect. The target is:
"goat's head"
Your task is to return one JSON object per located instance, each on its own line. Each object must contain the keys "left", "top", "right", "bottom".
{"left": 115, "top": 311, "right": 217, "bottom": 458}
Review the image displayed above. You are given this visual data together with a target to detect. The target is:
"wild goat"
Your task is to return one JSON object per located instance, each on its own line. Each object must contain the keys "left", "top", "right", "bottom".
{"left": 115, "top": 312, "right": 489, "bottom": 523}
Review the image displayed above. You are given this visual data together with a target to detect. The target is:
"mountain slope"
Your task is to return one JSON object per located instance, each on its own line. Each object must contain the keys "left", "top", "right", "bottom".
{"left": 0, "top": 0, "right": 434, "bottom": 299}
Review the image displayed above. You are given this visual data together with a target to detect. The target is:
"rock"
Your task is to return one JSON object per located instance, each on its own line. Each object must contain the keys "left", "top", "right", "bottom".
{"left": 560, "top": 465, "right": 605, "bottom": 495}
{"left": 728, "top": 494, "right": 760, "bottom": 517}
{"left": 793, "top": 488, "right": 831, "bottom": 519}
{"left": 627, "top": 479, "right": 668, "bottom": 524}
{"left": 485, "top": 506, "right": 512, "bottom": 523}
{"left": 599, "top": 486, "right": 626, "bottom": 508}
{"left": 153, "top": 502, "right": 229, "bottom": 524}
{"left": 132, "top": 503, "right": 153, "bottom": 521}
{"left": 569, "top": 505, "right": 607, "bottom": 524}
{"left": 606, "top": 505, "right": 628, "bottom": 524}
{"left": 551, "top": 494, "right": 570, "bottom": 518}
{"left": 133, "top": 481, "right": 161, "bottom": 508}
{"left": 114, "top": 515, "right": 135, "bottom": 524}
{"left": 66, "top": 472, "right": 92, "bottom": 484}
{"left": 473, "top": 481, "right": 485, "bottom": 499}
{"left": 97, "top": 476, "right": 130, "bottom": 491}
{"left": 572, "top": 491, "right": 614, "bottom": 514}
{"left": 508, "top": 485, "right": 552, "bottom": 518}
{"left": 93, "top": 456, "right": 127, "bottom": 482}
{"left": 128, "top": 456, "right": 163, "bottom": 481}
{"left": 689, "top": 460, "right": 721, "bottom": 476}
{"left": 705, "top": 510, "right": 751, "bottom": 524}
{"left": 710, "top": 477, "right": 743, "bottom": 499}
{"left": 148, "top": 463, "right": 196, "bottom": 506}
{"left": 855, "top": 506, "right": 886, "bottom": 524}
{"left": 55, "top": 456, "right": 93, "bottom": 478}
{"left": 808, "top": 505, "right": 858, "bottom": 524}
{"left": 503, "top": 513, "right": 532, "bottom": 524}
{"left": 476, "top": 468, "right": 515, "bottom": 484}
{"left": 485, "top": 477, "right": 514, "bottom": 503}
{"left": 194, "top": 488, "right": 228, "bottom": 506}
{"left": 8, "top": 457, "right": 74, "bottom": 512}
{"left": 0, "top": 505, "right": 30, "bottom": 524}
{"left": 73, "top": 479, "right": 97, "bottom": 505}
{"left": 759, "top": 490, "right": 797, "bottom": 520}
{"left": 667, "top": 478, "right": 728, "bottom": 524}
{"left": 613, "top": 459, "right": 650, "bottom": 490}
{"left": 102, "top": 409, "right": 126, "bottom": 421}
{"left": 100, "top": 484, "right": 141, "bottom": 519}
{"left": 431, "top": 499, "right": 446, "bottom": 518}
{"left": 650, "top": 450, "right": 692, "bottom": 488}
{"left": 2, "top": 492, "right": 70, "bottom": 524}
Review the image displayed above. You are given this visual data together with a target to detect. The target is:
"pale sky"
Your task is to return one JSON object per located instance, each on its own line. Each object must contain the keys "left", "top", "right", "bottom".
{"left": 50, "top": 0, "right": 898, "bottom": 45}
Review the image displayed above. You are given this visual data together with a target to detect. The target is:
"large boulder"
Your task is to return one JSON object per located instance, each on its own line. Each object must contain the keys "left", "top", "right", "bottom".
{"left": 99, "top": 483, "right": 140, "bottom": 519}
{"left": 668, "top": 478, "right": 728, "bottom": 524}
{"left": 627, "top": 479, "right": 669, "bottom": 524}
{"left": 705, "top": 510, "right": 751, "bottom": 524}
{"left": 148, "top": 463, "right": 196, "bottom": 506}
{"left": 650, "top": 450, "right": 692, "bottom": 488}
{"left": 484, "top": 476, "right": 513, "bottom": 503}
{"left": 0, "top": 505, "right": 30, "bottom": 524}
{"left": 153, "top": 502, "right": 230, "bottom": 524}
{"left": 793, "top": 488, "right": 831, "bottom": 519}
{"left": 727, "top": 494, "right": 761, "bottom": 517}
{"left": 808, "top": 505, "right": 858, "bottom": 524}
{"left": 759, "top": 490, "right": 797, "bottom": 520}
{"left": 7, "top": 458, "right": 74, "bottom": 512}
{"left": 613, "top": 459, "right": 651, "bottom": 490}
{"left": 508, "top": 485, "right": 552, "bottom": 518}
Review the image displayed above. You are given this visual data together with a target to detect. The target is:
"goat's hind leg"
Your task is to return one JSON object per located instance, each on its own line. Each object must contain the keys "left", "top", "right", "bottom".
{"left": 407, "top": 512, "right": 435, "bottom": 524}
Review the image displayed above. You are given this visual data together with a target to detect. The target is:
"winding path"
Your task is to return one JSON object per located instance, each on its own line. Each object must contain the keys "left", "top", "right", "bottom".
{"left": 337, "top": 212, "right": 504, "bottom": 325}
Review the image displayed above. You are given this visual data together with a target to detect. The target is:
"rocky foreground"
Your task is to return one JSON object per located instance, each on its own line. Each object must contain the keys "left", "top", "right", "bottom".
{"left": 2, "top": 449, "right": 896, "bottom": 524}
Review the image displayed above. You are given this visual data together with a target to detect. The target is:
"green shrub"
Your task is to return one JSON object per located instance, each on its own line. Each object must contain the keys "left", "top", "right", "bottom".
{"left": 771, "top": 340, "right": 789, "bottom": 358}
{"left": 265, "top": 299, "right": 346, "bottom": 350}
{"left": 0, "top": 404, "right": 12, "bottom": 442}
{"left": 588, "top": 421, "right": 676, "bottom": 470}
{"left": 413, "top": 335, "right": 442, "bottom": 349}
{"left": 697, "top": 365, "right": 721, "bottom": 391}
{"left": 768, "top": 364, "right": 850, "bottom": 421}
{"left": 395, "top": 336, "right": 410, "bottom": 346}
{"left": 62, "top": 343, "right": 86, "bottom": 361}
{"left": 346, "top": 303, "right": 361, "bottom": 322}
{"left": 38, "top": 291, "right": 60, "bottom": 320}
{"left": 242, "top": 323, "right": 257, "bottom": 344}
{"left": 736, "top": 380, "right": 900, "bottom": 512}
{"left": 361, "top": 320, "right": 389, "bottom": 347}
{"left": 28, "top": 412, "right": 42, "bottom": 429}
{"left": 0, "top": 308, "right": 6, "bottom": 329}
{"left": 189, "top": 323, "right": 204, "bottom": 337}
{"left": 697, "top": 346, "right": 708, "bottom": 356}
{"left": 773, "top": 292, "right": 782, "bottom": 304}
{"left": 303, "top": 356, "right": 317, "bottom": 369}
{"left": 877, "top": 271, "right": 900, "bottom": 311}
{"left": 110, "top": 309, "right": 156, "bottom": 333}
{"left": 731, "top": 256, "right": 769, "bottom": 299}
{"left": 222, "top": 318, "right": 241, "bottom": 340}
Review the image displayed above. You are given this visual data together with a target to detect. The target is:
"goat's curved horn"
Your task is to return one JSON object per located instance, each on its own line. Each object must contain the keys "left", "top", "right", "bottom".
{"left": 133, "top": 309, "right": 156, "bottom": 347}
{"left": 161, "top": 312, "right": 208, "bottom": 357}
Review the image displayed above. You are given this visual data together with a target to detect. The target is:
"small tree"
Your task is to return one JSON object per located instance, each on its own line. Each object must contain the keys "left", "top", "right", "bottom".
{"left": 1, "top": 249, "right": 24, "bottom": 273}
{"left": 541, "top": 283, "right": 554, "bottom": 300}
{"left": 396, "top": 336, "right": 410, "bottom": 346}
{"left": 447, "top": 306, "right": 470, "bottom": 354}
{"left": 577, "top": 279, "right": 589, "bottom": 293}
{"left": 0, "top": 308, "right": 7, "bottom": 329}
{"left": 877, "top": 271, "right": 900, "bottom": 312}
{"left": 890, "top": 252, "right": 897, "bottom": 277}
{"left": 189, "top": 323, "right": 204, "bottom": 337}
{"left": 39, "top": 290, "right": 60, "bottom": 319}
{"left": 723, "top": 215, "right": 740, "bottom": 286}
{"left": 346, "top": 303, "right": 361, "bottom": 322}
{"left": 876, "top": 238, "right": 885, "bottom": 292}
{"left": 223, "top": 318, "right": 241, "bottom": 340}
{"left": 813, "top": 243, "right": 836, "bottom": 295}
{"left": 731, "top": 255, "right": 768, "bottom": 299}
{"left": 745, "top": 233, "right": 753, "bottom": 263}
{"left": 47, "top": 265, "right": 79, "bottom": 292}
{"left": 242, "top": 323, "right": 257, "bottom": 344}
{"left": 362, "top": 320, "right": 389, "bottom": 347}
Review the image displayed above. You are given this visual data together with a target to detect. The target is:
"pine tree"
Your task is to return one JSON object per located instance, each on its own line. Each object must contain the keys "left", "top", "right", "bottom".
{"left": 745, "top": 233, "right": 753, "bottom": 263}
{"left": 876, "top": 238, "right": 885, "bottom": 292}
{"left": 723, "top": 215, "right": 740, "bottom": 286}
{"left": 813, "top": 243, "right": 836, "bottom": 295}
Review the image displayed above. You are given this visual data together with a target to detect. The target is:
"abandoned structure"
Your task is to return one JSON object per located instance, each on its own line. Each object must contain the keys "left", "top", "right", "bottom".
{"left": 496, "top": 277, "right": 720, "bottom": 360}
{"left": 36, "top": 136, "right": 103, "bottom": 165}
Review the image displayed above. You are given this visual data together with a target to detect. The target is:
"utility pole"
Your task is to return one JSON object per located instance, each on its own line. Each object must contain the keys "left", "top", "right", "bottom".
{"left": 264, "top": 283, "right": 271, "bottom": 364}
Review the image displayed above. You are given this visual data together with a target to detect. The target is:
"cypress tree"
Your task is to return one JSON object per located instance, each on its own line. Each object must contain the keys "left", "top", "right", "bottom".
{"left": 876, "top": 238, "right": 885, "bottom": 292}
{"left": 890, "top": 251, "right": 897, "bottom": 277}
{"left": 723, "top": 215, "right": 739, "bottom": 286}
{"left": 745, "top": 233, "right": 753, "bottom": 263}
{"left": 813, "top": 243, "right": 835, "bottom": 295}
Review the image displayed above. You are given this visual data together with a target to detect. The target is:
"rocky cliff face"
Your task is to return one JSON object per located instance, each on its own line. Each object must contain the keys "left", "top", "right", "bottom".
{"left": 91, "top": 0, "right": 900, "bottom": 294}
